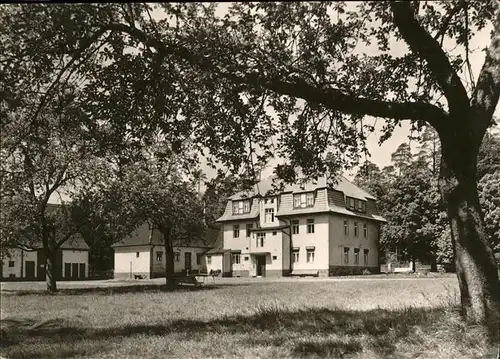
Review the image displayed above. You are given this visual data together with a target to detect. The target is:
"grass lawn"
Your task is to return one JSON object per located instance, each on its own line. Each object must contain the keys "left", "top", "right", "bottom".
{"left": 0, "top": 276, "right": 497, "bottom": 358}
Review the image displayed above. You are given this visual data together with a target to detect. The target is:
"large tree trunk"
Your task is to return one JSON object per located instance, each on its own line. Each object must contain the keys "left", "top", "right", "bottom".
{"left": 160, "top": 226, "right": 176, "bottom": 289}
{"left": 438, "top": 134, "right": 500, "bottom": 339}
{"left": 45, "top": 250, "right": 57, "bottom": 292}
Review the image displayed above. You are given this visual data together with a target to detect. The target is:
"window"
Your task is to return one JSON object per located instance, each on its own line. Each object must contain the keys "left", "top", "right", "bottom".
{"left": 233, "top": 200, "right": 251, "bottom": 214}
{"left": 196, "top": 253, "right": 202, "bottom": 265}
{"left": 348, "top": 197, "right": 355, "bottom": 210}
{"left": 156, "top": 251, "right": 163, "bottom": 261}
{"left": 354, "top": 248, "right": 360, "bottom": 265}
{"left": 363, "top": 223, "right": 368, "bottom": 238}
{"left": 344, "top": 247, "right": 350, "bottom": 264}
{"left": 344, "top": 220, "right": 349, "bottom": 235}
{"left": 233, "top": 224, "right": 240, "bottom": 238}
{"left": 246, "top": 223, "right": 253, "bottom": 237}
{"left": 364, "top": 249, "right": 369, "bottom": 265}
{"left": 307, "top": 249, "right": 315, "bottom": 263}
{"left": 174, "top": 252, "right": 180, "bottom": 262}
{"left": 292, "top": 220, "right": 299, "bottom": 235}
{"left": 8, "top": 261, "right": 15, "bottom": 267}
{"left": 136, "top": 252, "right": 140, "bottom": 258}
{"left": 244, "top": 256, "right": 249, "bottom": 261}
{"left": 232, "top": 254, "right": 241, "bottom": 264}
{"left": 293, "top": 192, "right": 315, "bottom": 208}
{"left": 256, "top": 233, "right": 265, "bottom": 247}
{"left": 265, "top": 208, "right": 275, "bottom": 223}
{"left": 207, "top": 255, "right": 212, "bottom": 265}
{"left": 306, "top": 192, "right": 314, "bottom": 206}
{"left": 346, "top": 196, "right": 366, "bottom": 213}
{"left": 307, "top": 219, "right": 315, "bottom": 234}
{"left": 272, "top": 255, "right": 277, "bottom": 260}
{"left": 272, "top": 231, "right": 277, "bottom": 236}
{"left": 292, "top": 249, "right": 300, "bottom": 263}
{"left": 293, "top": 195, "right": 301, "bottom": 208}
{"left": 354, "top": 222, "right": 359, "bottom": 237}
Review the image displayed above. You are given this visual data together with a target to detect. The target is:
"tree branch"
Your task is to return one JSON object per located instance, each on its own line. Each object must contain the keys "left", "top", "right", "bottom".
{"left": 433, "top": 2, "right": 464, "bottom": 46}
{"left": 103, "top": 22, "right": 449, "bottom": 130}
{"left": 391, "top": 1, "right": 469, "bottom": 115}
{"left": 471, "top": 5, "right": 500, "bottom": 138}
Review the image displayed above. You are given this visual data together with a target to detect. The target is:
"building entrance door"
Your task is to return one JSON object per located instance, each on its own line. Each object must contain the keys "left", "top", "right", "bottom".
{"left": 256, "top": 255, "right": 266, "bottom": 277}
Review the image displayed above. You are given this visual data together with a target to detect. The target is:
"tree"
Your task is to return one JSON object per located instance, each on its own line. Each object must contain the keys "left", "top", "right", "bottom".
{"left": 363, "top": 147, "right": 444, "bottom": 271}
{"left": 353, "top": 161, "right": 386, "bottom": 200}
{"left": 0, "top": 91, "right": 114, "bottom": 291}
{"left": 76, "top": 181, "right": 143, "bottom": 274}
{"left": 110, "top": 129, "right": 207, "bottom": 288}
{"left": 123, "top": 164, "right": 206, "bottom": 288}
{"left": 478, "top": 170, "right": 500, "bottom": 264}
{"left": 391, "top": 143, "right": 413, "bottom": 176}
{"left": 3, "top": 0, "right": 500, "bottom": 333}
{"left": 416, "top": 126, "right": 441, "bottom": 177}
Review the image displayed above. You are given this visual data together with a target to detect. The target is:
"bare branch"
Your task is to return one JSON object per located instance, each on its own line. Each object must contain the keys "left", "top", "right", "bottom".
{"left": 433, "top": 2, "right": 464, "bottom": 47}
{"left": 103, "top": 22, "right": 450, "bottom": 131}
{"left": 391, "top": 1, "right": 469, "bottom": 115}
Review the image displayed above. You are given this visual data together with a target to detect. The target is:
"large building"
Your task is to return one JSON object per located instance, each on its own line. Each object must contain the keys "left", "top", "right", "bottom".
{"left": 113, "top": 222, "right": 221, "bottom": 279}
{"left": 1, "top": 238, "right": 90, "bottom": 281}
{"left": 216, "top": 176, "right": 386, "bottom": 277}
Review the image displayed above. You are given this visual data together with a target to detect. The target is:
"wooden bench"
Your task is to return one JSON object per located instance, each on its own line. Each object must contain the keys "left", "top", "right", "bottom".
{"left": 290, "top": 270, "right": 319, "bottom": 277}
{"left": 175, "top": 275, "right": 203, "bottom": 286}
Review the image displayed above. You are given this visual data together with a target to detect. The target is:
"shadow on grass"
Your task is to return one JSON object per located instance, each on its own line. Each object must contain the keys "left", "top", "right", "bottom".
{"left": 1, "top": 283, "right": 251, "bottom": 296}
{"left": 1, "top": 305, "right": 477, "bottom": 358}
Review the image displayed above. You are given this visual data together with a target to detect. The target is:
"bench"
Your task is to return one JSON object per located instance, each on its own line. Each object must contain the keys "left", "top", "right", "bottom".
{"left": 175, "top": 275, "right": 203, "bottom": 286}
{"left": 134, "top": 274, "right": 147, "bottom": 280}
{"left": 290, "top": 270, "right": 319, "bottom": 277}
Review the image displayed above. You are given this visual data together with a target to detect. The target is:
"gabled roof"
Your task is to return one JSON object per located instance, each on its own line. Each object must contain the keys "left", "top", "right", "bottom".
{"left": 113, "top": 222, "right": 221, "bottom": 249}
{"left": 229, "top": 175, "right": 376, "bottom": 201}
{"left": 17, "top": 234, "right": 89, "bottom": 251}
{"left": 204, "top": 248, "right": 231, "bottom": 255}
{"left": 218, "top": 175, "right": 381, "bottom": 223}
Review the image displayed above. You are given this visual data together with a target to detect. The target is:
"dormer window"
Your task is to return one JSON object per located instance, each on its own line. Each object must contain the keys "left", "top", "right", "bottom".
{"left": 346, "top": 196, "right": 366, "bottom": 213}
{"left": 233, "top": 200, "right": 251, "bottom": 214}
{"left": 293, "top": 192, "right": 315, "bottom": 208}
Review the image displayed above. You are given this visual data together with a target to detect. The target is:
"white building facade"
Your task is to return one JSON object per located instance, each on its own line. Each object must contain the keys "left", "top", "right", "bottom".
{"left": 216, "top": 176, "right": 386, "bottom": 277}
{"left": 113, "top": 223, "right": 220, "bottom": 279}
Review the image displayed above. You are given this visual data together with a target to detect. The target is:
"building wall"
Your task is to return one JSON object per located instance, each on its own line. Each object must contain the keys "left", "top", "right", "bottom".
{"left": 281, "top": 228, "right": 291, "bottom": 274}
{"left": 205, "top": 253, "right": 224, "bottom": 273}
{"left": 289, "top": 214, "right": 330, "bottom": 273}
{"left": 62, "top": 250, "right": 89, "bottom": 278}
{"left": 114, "top": 246, "right": 151, "bottom": 279}
{"left": 1, "top": 249, "right": 39, "bottom": 279}
{"left": 328, "top": 214, "right": 379, "bottom": 274}
{"left": 223, "top": 220, "right": 258, "bottom": 253}
{"left": 259, "top": 196, "right": 279, "bottom": 228}
{"left": 150, "top": 246, "right": 210, "bottom": 276}
{"left": 279, "top": 188, "right": 330, "bottom": 214}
